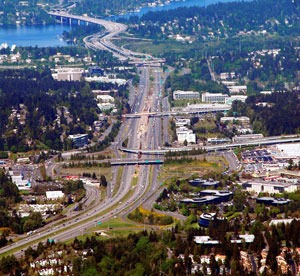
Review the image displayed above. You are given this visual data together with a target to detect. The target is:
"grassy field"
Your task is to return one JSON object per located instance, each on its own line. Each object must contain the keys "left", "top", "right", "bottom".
{"left": 115, "top": 38, "right": 193, "bottom": 56}
{"left": 60, "top": 166, "right": 112, "bottom": 180}
{"left": 84, "top": 218, "right": 145, "bottom": 240}
{"left": 159, "top": 155, "right": 227, "bottom": 180}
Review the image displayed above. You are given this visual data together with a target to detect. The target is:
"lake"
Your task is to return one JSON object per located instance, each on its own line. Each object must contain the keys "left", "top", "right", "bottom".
{"left": 0, "top": 0, "right": 247, "bottom": 47}
{"left": 113, "top": 0, "right": 245, "bottom": 19}
{"left": 0, "top": 24, "right": 71, "bottom": 47}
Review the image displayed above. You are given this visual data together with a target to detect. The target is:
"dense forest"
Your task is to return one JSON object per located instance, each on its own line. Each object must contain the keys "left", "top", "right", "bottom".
{"left": 2, "top": 219, "right": 300, "bottom": 275}
{"left": 229, "top": 92, "right": 300, "bottom": 136}
{"left": 73, "top": 0, "right": 170, "bottom": 17}
{"left": 0, "top": 0, "right": 56, "bottom": 25}
{"left": 126, "top": 0, "right": 300, "bottom": 39}
{"left": 0, "top": 69, "right": 99, "bottom": 151}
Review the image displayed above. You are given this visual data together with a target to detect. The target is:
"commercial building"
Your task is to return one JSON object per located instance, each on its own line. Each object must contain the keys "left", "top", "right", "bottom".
{"left": 176, "top": 127, "right": 196, "bottom": 144}
{"left": 180, "top": 190, "right": 232, "bottom": 206}
{"left": 97, "top": 102, "right": 115, "bottom": 111}
{"left": 269, "top": 219, "right": 297, "bottom": 226}
{"left": 256, "top": 197, "right": 292, "bottom": 206}
{"left": 46, "top": 191, "right": 64, "bottom": 200}
{"left": 85, "top": 76, "right": 127, "bottom": 86}
{"left": 181, "top": 196, "right": 220, "bottom": 205}
{"left": 175, "top": 118, "right": 190, "bottom": 127}
{"left": 220, "top": 72, "right": 236, "bottom": 80}
{"left": 207, "top": 137, "right": 231, "bottom": 144}
{"left": 88, "top": 66, "right": 104, "bottom": 76}
{"left": 220, "top": 116, "right": 250, "bottom": 124}
{"left": 194, "top": 236, "right": 220, "bottom": 245}
{"left": 69, "top": 134, "right": 89, "bottom": 148}
{"left": 194, "top": 234, "right": 254, "bottom": 244}
{"left": 201, "top": 92, "right": 228, "bottom": 103}
{"left": 241, "top": 181, "right": 298, "bottom": 194}
{"left": 274, "top": 143, "right": 300, "bottom": 159}
{"left": 232, "top": 133, "right": 264, "bottom": 143}
{"left": 230, "top": 234, "right": 255, "bottom": 244}
{"left": 173, "top": 90, "right": 200, "bottom": 100}
{"left": 11, "top": 174, "right": 31, "bottom": 190}
{"left": 51, "top": 68, "right": 84, "bottom": 81}
{"left": 96, "top": 95, "right": 115, "bottom": 103}
{"left": 228, "top": 85, "right": 247, "bottom": 94}
{"left": 199, "top": 190, "right": 233, "bottom": 201}
{"left": 225, "top": 95, "right": 247, "bottom": 105}
{"left": 182, "top": 103, "right": 231, "bottom": 113}
{"left": 198, "top": 213, "right": 226, "bottom": 228}
{"left": 188, "top": 178, "right": 220, "bottom": 189}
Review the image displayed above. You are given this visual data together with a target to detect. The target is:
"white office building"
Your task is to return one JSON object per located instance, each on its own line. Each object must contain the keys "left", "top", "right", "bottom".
{"left": 51, "top": 68, "right": 84, "bottom": 81}
{"left": 46, "top": 191, "right": 65, "bottom": 200}
{"left": 225, "top": 95, "right": 247, "bottom": 105}
{"left": 173, "top": 90, "right": 200, "bottom": 100}
{"left": 241, "top": 181, "right": 298, "bottom": 194}
{"left": 228, "top": 85, "right": 247, "bottom": 94}
{"left": 220, "top": 116, "right": 250, "bottom": 124}
{"left": 176, "top": 127, "right": 196, "bottom": 144}
{"left": 96, "top": 95, "right": 115, "bottom": 103}
{"left": 175, "top": 118, "right": 191, "bottom": 127}
{"left": 201, "top": 92, "right": 228, "bottom": 103}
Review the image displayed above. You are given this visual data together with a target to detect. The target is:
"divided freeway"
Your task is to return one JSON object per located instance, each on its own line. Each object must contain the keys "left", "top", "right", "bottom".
{"left": 4, "top": 9, "right": 299, "bottom": 260}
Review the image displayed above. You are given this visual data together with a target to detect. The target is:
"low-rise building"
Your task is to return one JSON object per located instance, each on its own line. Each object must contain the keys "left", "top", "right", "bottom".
{"left": 256, "top": 197, "right": 291, "bottom": 206}
{"left": 176, "top": 127, "right": 196, "bottom": 144}
{"left": 225, "top": 95, "right": 247, "bottom": 105}
{"left": 182, "top": 103, "right": 231, "bottom": 113}
{"left": 241, "top": 181, "right": 298, "bottom": 194}
{"left": 96, "top": 95, "right": 115, "bottom": 103}
{"left": 188, "top": 178, "right": 220, "bottom": 189}
{"left": 228, "top": 85, "right": 247, "bottom": 94}
{"left": 175, "top": 118, "right": 190, "bottom": 127}
{"left": 97, "top": 102, "right": 115, "bottom": 111}
{"left": 201, "top": 92, "right": 228, "bottom": 103}
{"left": 220, "top": 72, "right": 236, "bottom": 80}
{"left": 173, "top": 90, "right": 200, "bottom": 100}
{"left": 51, "top": 68, "right": 84, "bottom": 81}
{"left": 11, "top": 174, "right": 31, "bottom": 190}
{"left": 69, "top": 134, "right": 89, "bottom": 148}
{"left": 220, "top": 116, "right": 250, "bottom": 124}
{"left": 207, "top": 137, "right": 231, "bottom": 144}
{"left": 232, "top": 133, "right": 264, "bottom": 143}
{"left": 85, "top": 76, "right": 126, "bottom": 86}
{"left": 46, "top": 191, "right": 64, "bottom": 200}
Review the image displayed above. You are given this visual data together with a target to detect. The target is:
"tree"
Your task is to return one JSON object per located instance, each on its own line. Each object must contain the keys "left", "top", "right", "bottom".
{"left": 100, "top": 175, "right": 107, "bottom": 187}
{"left": 233, "top": 188, "right": 247, "bottom": 212}
{"left": 183, "top": 139, "right": 188, "bottom": 146}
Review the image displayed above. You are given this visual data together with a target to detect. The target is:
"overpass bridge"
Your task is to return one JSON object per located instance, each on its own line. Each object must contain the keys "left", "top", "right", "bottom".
{"left": 119, "top": 136, "right": 300, "bottom": 155}
{"left": 111, "top": 159, "right": 164, "bottom": 166}
{"left": 48, "top": 11, "right": 164, "bottom": 65}
{"left": 124, "top": 107, "right": 231, "bottom": 118}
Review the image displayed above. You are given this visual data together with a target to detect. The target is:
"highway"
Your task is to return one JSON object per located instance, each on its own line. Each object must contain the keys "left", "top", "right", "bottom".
{"left": 0, "top": 67, "right": 165, "bottom": 257}
{"left": 48, "top": 11, "right": 165, "bottom": 64}
{"left": 6, "top": 10, "right": 299, "bottom": 260}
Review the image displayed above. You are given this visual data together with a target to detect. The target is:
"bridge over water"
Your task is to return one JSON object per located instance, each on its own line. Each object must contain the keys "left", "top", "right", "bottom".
{"left": 48, "top": 11, "right": 165, "bottom": 65}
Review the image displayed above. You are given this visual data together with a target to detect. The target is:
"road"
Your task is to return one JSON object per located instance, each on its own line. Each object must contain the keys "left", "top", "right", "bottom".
{"left": 223, "top": 150, "right": 241, "bottom": 172}
{"left": 48, "top": 11, "right": 165, "bottom": 65}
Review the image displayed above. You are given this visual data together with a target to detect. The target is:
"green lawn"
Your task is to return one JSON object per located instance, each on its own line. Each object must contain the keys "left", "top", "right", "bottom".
{"left": 160, "top": 155, "right": 227, "bottom": 180}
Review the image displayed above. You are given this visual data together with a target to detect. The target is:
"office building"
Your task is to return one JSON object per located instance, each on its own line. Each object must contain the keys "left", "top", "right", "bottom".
{"left": 201, "top": 92, "right": 228, "bottom": 103}
{"left": 69, "top": 134, "right": 89, "bottom": 148}
{"left": 173, "top": 90, "right": 200, "bottom": 100}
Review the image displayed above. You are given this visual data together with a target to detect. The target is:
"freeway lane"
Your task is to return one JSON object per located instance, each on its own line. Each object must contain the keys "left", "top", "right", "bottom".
{"left": 0, "top": 67, "right": 156, "bottom": 257}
